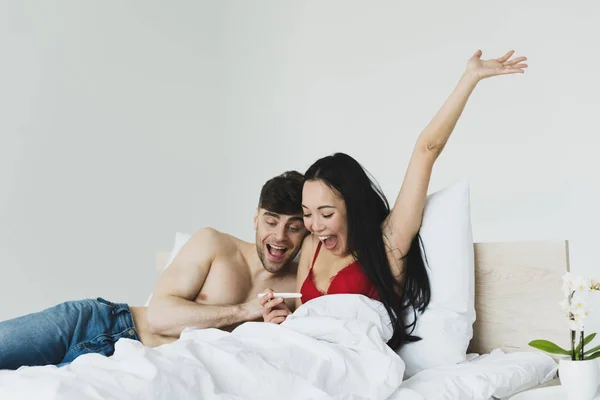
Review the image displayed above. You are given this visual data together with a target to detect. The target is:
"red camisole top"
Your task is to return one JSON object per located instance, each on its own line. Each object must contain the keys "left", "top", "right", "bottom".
{"left": 299, "top": 241, "right": 380, "bottom": 303}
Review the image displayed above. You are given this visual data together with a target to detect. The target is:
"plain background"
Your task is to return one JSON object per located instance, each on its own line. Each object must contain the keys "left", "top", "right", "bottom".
{"left": 1, "top": 1, "right": 598, "bottom": 334}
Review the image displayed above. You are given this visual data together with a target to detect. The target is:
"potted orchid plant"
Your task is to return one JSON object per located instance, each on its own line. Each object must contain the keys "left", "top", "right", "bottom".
{"left": 529, "top": 273, "right": 600, "bottom": 400}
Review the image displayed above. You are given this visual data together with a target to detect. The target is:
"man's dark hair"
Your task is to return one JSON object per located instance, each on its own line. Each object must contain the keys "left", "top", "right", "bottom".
{"left": 258, "top": 170, "right": 304, "bottom": 215}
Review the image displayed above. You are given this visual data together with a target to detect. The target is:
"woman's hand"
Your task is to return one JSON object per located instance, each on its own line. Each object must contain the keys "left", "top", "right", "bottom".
{"left": 260, "top": 289, "right": 292, "bottom": 324}
{"left": 466, "top": 49, "right": 528, "bottom": 81}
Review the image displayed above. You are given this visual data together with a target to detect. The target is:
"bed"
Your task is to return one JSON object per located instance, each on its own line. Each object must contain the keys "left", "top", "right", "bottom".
{"left": 156, "top": 239, "right": 571, "bottom": 356}
{"left": 155, "top": 240, "right": 571, "bottom": 358}
{"left": 468, "top": 240, "right": 569, "bottom": 357}
{"left": 0, "top": 240, "right": 569, "bottom": 400}
{"left": 471, "top": 240, "right": 569, "bottom": 397}
{"left": 376, "top": 240, "right": 568, "bottom": 400}
{"left": 154, "top": 239, "right": 570, "bottom": 400}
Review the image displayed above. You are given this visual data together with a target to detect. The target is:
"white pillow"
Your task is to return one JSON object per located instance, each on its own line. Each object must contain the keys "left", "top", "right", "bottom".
{"left": 398, "top": 179, "right": 475, "bottom": 378}
{"left": 144, "top": 232, "right": 192, "bottom": 306}
{"left": 399, "top": 349, "right": 557, "bottom": 400}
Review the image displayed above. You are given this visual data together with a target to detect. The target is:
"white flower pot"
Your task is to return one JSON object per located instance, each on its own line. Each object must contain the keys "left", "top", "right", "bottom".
{"left": 559, "top": 359, "right": 599, "bottom": 400}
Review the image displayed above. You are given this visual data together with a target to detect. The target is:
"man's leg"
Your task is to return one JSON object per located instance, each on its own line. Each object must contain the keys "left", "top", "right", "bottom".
{"left": 59, "top": 298, "right": 140, "bottom": 365}
{"left": 0, "top": 298, "right": 140, "bottom": 369}
{"left": 0, "top": 300, "right": 83, "bottom": 369}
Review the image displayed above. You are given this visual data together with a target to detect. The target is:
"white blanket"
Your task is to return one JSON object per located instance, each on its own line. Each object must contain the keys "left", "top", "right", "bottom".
{"left": 0, "top": 295, "right": 406, "bottom": 400}
{"left": 0, "top": 295, "right": 557, "bottom": 400}
{"left": 390, "top": 350, "right": 557, "bottom": 400}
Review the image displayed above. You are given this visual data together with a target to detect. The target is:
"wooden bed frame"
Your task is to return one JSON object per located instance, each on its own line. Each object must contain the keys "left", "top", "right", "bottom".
{"left": 468, "top": 240, "right": 570, "bottom": 355}
{"left": 156, "top": 240, "right": 571, "bottom": 354}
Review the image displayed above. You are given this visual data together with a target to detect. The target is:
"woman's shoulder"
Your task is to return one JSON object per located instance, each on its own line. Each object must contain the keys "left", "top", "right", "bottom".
{"left": 300, "top": 234, "right": 318, "bottom": 255}
{"left": 300, "top": 233, "right": 313, "bottom": 246}
{"left": 297, "top": 234, "right": 322, "bottom": 269}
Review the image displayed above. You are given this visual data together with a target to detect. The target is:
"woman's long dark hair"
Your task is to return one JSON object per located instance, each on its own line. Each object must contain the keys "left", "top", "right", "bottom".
{"left": 304, "top": 153, "right": 431, "bottom": 350}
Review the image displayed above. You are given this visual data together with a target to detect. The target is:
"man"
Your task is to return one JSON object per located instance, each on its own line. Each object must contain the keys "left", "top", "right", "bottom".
{"left": 0, "top": 171, "right": 307, "bottom": 370}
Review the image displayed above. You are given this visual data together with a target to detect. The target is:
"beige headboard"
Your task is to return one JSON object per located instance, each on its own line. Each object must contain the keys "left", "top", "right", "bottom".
{"left": 468, "top": 240, "right": 570, "bottom": 354}
{"left": 155, "top": 240, "right": 570, "bottom": 354}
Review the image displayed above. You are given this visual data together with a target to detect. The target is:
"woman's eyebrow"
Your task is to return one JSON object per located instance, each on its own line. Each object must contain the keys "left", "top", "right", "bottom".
{"left": 317, "top": 205, "right": 335, "bottom": 210}
{"left": 301, "top": 205, "right": 335, "bottom": 210}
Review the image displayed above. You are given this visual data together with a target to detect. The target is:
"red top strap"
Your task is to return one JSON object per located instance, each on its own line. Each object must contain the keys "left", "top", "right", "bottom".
{"left": 299, "top": 240, "right": 380, "bottom": 303}
{"left": 310, "top": 240, "right": 322, "bottom": 270}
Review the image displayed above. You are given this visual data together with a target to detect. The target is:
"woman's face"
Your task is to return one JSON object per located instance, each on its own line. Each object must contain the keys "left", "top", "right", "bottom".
{"left": 302, "top": 179, "right": 349, "bottom": 256}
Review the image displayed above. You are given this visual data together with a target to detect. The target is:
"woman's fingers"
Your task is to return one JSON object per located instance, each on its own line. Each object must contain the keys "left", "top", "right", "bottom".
{"left": 262, "top": 294, "right": 291, "bottom": 323}
{"left": 505, "top": 56, "right": 527, "bottom": 66}
{"left": 263, "top": 297, "right": 284, "bottom": 310}
{"left": 264, "top": 306, "right": 291, "bottom": 324}
{"left": 259, "top": 289, "right": 275, "bottom": 307}
{"left": 269, "top": 309, "right": 291, "bottom": 319}
{"left": 497, "top": 50, "right": 515, "bottom": 63}
{"left": 511, "top": 63, "right": 528, "bottom": 69}
{"left": 499, "top": 68, "right": 525, "bottom": 75}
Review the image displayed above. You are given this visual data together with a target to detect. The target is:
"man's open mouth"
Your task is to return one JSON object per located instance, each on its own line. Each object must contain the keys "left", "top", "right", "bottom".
{"left": 267, "top": 244, "right": 288, "bottom": 259}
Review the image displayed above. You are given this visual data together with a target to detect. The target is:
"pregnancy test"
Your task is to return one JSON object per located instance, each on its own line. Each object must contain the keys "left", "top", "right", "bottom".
{"left": 257, "top": 292, "right": 302, "bottom": 299}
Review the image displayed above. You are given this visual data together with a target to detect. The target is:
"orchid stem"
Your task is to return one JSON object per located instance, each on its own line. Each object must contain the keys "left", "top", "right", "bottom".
{"left": 581, "top": 330, "right": 585, "bottom": 360}
{"left": 571, "top": 329, "right": 576, "bottom": 360}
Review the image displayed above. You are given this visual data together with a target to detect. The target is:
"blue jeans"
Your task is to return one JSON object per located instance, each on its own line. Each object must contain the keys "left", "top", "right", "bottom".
{"left": 0, "top": 298, "right": 140, "bottom": 370}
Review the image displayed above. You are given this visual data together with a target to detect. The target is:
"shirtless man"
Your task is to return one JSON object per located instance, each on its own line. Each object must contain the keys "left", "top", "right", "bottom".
{"left": 0, "top": 171, "right": 307, "bottom": 370}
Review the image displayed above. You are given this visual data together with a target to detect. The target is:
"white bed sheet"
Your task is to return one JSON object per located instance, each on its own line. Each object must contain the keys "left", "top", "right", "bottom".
{"left": 0, "top": 295, "right": 557, "bottom": 400}
{"left": 390, "top": 349, "right": 557, "bottom": 400}
{"left": 0, "top": 295, "right": 404, "bottom": 400}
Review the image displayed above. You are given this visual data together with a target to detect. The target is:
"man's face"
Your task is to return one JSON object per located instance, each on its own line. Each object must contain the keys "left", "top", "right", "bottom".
{"left": 254, "top": 208, "right": 307, "bottom": 273}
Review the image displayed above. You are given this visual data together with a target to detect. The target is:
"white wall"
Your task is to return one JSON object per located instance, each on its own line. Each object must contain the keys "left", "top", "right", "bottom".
{"left": 0, "top": 1, "right": 227, "bottom": 314}
{"left": 1, "top": 1, "right": 599, "bottom": 335}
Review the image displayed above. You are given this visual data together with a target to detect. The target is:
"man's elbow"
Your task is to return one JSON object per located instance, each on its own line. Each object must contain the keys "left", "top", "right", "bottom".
{"left": 146, "top": 301, "right": 167, "bottom": 335}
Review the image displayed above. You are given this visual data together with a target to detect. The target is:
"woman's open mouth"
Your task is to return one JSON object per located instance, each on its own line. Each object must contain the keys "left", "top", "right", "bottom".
{"left": 318, "top": 235, "right": 338, "bottom": 250}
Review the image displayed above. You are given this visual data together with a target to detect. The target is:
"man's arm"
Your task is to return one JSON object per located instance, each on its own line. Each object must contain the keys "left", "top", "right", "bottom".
{"left": 146, "top": 228, "right": 262, "bottom": 337}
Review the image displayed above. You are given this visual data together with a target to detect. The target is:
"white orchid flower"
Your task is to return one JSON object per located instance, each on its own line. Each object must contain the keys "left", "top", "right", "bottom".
{"left": 561, "top": 272, "right": 576, "bottom": 296}
{"left": 562, "top": 272, "right": 573, "bottom": 288}
{"left": 572, "top": 276, "right": 589, "bottom": 292}
{"left": 535, "top": 274, "right": 600, "bottom": 358}
{"left": 562, "top": 272, "right": 574, "bottom": 283}
{"left": 570, "top": 294, "right": 587, "bottom": 311}
{"left": 571, "top": 307, "right": 589, "bottom": 333}
{"left": 572, "top": 307, "right": 590, "bottom": 320}
{"left": 562, "top": 282, "right": 573, "bottom": 297}
{"left": 559, "top": 298, "right": 570, "bottom": 312}
{"left": 559, "top": 299, "right": 571, "bottom": 319}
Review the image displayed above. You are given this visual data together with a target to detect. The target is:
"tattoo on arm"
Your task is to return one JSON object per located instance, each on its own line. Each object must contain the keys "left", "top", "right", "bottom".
{"left": 383, "top": 230, "right": 406, "bottom": 282}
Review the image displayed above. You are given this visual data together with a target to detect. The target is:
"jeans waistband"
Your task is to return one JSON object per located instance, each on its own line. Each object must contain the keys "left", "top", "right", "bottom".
{"left": 95, "top": 297, "right": 141, "bottom": 341}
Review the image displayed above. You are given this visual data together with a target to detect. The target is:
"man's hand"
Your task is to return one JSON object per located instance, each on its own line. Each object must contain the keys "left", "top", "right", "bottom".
{"left": 241, "top": 296, "right": 265, "bottom": 322}
{"left": 260, "top": 289, "right": 292, "bottom": 324}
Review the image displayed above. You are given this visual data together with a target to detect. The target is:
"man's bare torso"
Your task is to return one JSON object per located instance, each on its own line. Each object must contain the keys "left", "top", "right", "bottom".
{"left": 132, "top": 233, "right": 297, "bottom": 347}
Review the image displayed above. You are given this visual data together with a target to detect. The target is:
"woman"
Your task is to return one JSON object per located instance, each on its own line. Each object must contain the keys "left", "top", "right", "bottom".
{"left": 261, "top": 49, "right": 527, "bottom": 350}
